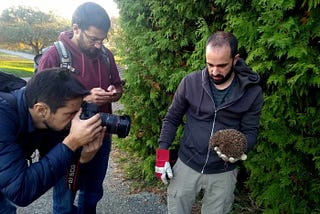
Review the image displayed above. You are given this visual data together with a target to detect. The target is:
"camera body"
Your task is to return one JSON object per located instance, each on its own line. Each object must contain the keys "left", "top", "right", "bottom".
{"left": 80, "top": 101, "right": 131, "bottom": 138}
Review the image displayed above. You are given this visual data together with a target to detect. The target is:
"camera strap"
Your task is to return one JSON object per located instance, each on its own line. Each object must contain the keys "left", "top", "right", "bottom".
{"left": 66, "top": 148, "right": 81, "bottom": 192}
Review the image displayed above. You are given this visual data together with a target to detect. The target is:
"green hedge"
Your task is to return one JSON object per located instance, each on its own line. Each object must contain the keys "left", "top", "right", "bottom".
{"left": 115, "top": 0, "right": 320, "bottom": 212}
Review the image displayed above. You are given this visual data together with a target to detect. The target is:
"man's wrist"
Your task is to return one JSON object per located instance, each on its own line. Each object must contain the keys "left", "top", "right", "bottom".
{"left": 63, "top": 135, "right": 78, "bottom": 152}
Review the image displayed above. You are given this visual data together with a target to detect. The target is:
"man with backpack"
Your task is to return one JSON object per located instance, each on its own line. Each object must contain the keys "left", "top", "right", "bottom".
{"left": 37, "top": 2, "right": 123, "bottom": 213}
{"left": 0, "top": 67, "right": 105, "bottom": 214}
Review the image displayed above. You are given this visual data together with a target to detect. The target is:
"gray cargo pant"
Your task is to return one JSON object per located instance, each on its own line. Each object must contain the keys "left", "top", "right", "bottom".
{"left": 167, "top": 158, "right": 238, "bottom": 214}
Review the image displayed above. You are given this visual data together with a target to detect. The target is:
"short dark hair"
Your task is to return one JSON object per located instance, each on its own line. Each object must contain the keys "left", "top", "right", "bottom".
{"left": 25, "top": 67, "right": 90, "bottom": 113}
{"left": 206, "top": 31, "right": 238, "bottom": 58}
{"left": 72, "top": 2, "right": 110, "bottom": 33}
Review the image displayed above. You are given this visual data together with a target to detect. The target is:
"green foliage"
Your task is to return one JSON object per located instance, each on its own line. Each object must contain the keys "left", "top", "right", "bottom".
{"left": 105, "top": 17, "right": 121, "bottom": 58}
{"left": 0, "top": 6, "right": 70, "bottom": 54}
{"left": 116, "top": 0, "right": 320, "bottom": 211}
{"left": 215, "top": 0, "right": 320, "bottom": 212}
{"left": 115, "top": 0, "right": 224, "bottom": 178}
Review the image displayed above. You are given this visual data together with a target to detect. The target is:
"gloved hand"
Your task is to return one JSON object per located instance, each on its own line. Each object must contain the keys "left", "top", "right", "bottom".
{"left": 155, "top": 149, "right": 173, "bottom": 184}
{"left": 214, "top": 146, "right": 247, "bottom": 163}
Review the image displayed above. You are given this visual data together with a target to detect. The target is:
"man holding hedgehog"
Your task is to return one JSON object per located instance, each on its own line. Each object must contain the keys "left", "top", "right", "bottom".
{"left": 155, "top": 31, "right": 263, "bottom": 214}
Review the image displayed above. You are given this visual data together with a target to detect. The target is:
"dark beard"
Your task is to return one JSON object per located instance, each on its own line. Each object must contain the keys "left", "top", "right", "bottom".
{"left": 81, "top": 46, "right": 99, "bottom": 58}
{"left": 78, "top": 34, "right": 99, "bottom": 58}
{"left": 212, "top": 66, "right": 234, "bottom": 85}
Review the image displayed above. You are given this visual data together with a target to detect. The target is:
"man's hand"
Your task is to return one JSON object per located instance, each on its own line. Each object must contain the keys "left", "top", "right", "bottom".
{"left": 63, "top": 110, "right": 103, "bottom": 151}
{"left": 84, "top": 86, "right": 122, "bottom": 105}
{"left": 79, "top": 127, "right": 106, "bottom": 163}
{"left": 155, "top": 149, "right": 173, "bottom": 184}
{"left": 214, "top": 146, "right": 247, "bottom": 163}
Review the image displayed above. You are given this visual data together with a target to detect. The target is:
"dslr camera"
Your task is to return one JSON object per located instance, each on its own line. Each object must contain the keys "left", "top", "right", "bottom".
{"left": 80, "top": 101, "right": 131, "bottom": 138}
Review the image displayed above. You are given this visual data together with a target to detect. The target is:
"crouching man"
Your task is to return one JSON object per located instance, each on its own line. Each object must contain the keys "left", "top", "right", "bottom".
{"left": 0, "top": 67, "right": 106, "bottom": 213}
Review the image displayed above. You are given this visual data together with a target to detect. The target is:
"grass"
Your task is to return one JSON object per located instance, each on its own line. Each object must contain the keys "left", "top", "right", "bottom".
{"left": 0, "top": 52, "right": 34, "bottom": 77}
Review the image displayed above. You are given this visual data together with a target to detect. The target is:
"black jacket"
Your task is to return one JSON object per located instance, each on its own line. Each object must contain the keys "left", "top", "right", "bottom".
{"left": 158, "top": 59, "right": 263, "bottom": 173}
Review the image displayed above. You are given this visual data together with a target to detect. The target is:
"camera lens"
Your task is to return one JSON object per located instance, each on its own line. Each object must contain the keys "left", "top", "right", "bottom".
{"left": 80, "top": 102, "right": 131, "bottom": 138}
{"left": 117, "top": 115, "right": 131, "bottom": 138}
{"left": 100, "top": 113, "right": 131, "bottom": 138}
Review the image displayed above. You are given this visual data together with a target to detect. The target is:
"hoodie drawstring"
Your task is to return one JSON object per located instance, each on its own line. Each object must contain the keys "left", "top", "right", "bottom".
{"left": 81, "top": 54, "right": 85, "bottom": 78}
{"left": 98, "top": 60, "right": 102, "bottom": 87}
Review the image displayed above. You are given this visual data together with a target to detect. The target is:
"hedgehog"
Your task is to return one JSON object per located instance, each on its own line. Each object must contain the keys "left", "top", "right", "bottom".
{"left": 209, "top": 129, "right": 248, "bottom": 162}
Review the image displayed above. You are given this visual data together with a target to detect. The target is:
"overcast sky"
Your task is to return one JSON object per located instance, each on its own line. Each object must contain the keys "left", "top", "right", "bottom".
{"left": 0, "top": 0, "right": 119, "bottom": 19}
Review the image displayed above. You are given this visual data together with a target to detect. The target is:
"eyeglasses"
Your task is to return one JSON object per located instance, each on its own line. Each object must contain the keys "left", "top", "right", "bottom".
{"left": 82, "top": 31, "right": 107, "bottom": 45}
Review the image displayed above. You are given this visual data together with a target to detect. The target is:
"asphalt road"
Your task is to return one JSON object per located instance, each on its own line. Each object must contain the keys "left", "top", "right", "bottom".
{"left": 0, "top": 49, "right": 35, "bottom": 60}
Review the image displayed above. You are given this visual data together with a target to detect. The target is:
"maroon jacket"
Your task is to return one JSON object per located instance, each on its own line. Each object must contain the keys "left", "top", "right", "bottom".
{"left": 38, "top": 31, "right": 122, "bottom": 113}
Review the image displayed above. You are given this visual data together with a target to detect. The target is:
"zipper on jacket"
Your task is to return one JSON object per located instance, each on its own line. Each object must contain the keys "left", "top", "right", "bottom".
{"left": 201, "top": 109, "right": 217, "bottom": 173}
{"left": 200, "top": 103, "right": 234, "bottom": 174}
{"left": 200, "top": 83, "right": 216, "bottom": 174}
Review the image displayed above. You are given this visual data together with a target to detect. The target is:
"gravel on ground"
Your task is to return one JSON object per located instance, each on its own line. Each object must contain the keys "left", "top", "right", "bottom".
{"left": 16, "top": 146, "right": 167, "bottom": 214}
{"left": 16, "top": 102, "right": 168, "bottom": 214}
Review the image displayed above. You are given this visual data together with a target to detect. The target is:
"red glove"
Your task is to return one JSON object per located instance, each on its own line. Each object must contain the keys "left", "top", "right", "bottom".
{"left": 155, "top": 149, "right": 173, "bottom": 184}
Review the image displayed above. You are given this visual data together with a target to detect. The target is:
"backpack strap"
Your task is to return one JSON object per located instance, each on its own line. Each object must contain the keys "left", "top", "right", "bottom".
{"left": 54, "top": 42, "right": 111, "bottom": 78}
{"left": 101, "top": 45, "right": 112, "bottom": 82}
{"left": 54, "top": 41, "right": 79, "bottom": 74}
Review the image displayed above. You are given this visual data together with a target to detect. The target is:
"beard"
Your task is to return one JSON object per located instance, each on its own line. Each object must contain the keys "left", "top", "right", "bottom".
{"left": 211, "top": 66, "right": 234, "bottom": 85}
{"left": 78, "top": 34, "right": 100, "bottom": 58}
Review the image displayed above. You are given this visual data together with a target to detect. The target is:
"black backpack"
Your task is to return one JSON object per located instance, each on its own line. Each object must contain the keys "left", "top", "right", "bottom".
{"left": 34, "top": 41, "right": 110, "bottom": 75}
{"left": 0, "top": 70, "right": 27, "bottom": 151}
{"left": 0, "top": 70, "right": 27, "bottom": 108}
{"left": 0, "top": 70, "right": 27, "bottom": 93}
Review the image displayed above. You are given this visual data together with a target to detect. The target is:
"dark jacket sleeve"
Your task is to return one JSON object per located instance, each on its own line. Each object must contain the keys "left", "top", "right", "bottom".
{"left": 240, "top": 85, "right": 263, "bottom": 152}
{"left": 158, "top": 76, "right": 189, "bottom": 149}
